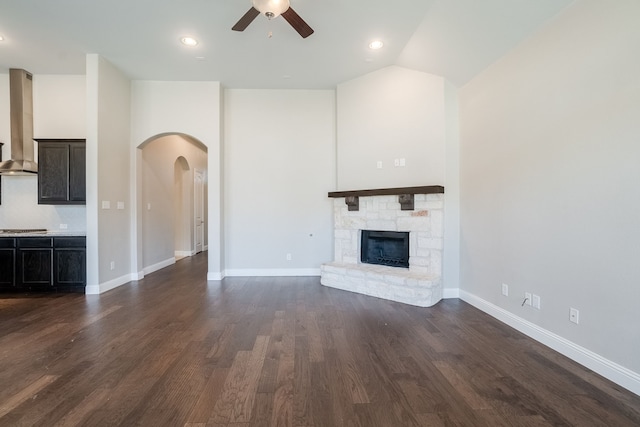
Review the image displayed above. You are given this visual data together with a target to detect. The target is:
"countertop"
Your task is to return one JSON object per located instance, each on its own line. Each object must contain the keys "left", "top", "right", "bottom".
{"left": 0, "top": 230, "right": 86, "bottom": 237}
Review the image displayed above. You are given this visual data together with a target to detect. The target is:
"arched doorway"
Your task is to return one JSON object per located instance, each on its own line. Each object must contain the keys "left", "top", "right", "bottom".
{"left": 137, "top": 133, "right": 208, "bottom": 274}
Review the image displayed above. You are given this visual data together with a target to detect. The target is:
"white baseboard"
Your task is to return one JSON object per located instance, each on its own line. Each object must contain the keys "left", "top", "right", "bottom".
{"left": 224, "top": 268, "right": 321, "bottom": 277}
{"left": 443, "top": 288, "right": 460, "bottom": 299}
{"left": 143, "top": 257, "right": 176, "bottom": 276}
{"left": 85, "top": 272, "right": 138, "bottom": 295}
{"left": 459, "top": 289, "right": 640, "bottom": 396}
{"left": 174, "top": 250, "right": 194, "bottom": 258}
{"left": 207, "top": 271, "right": 224, "bottom": 280}
{"left": 86, "top": 258, "right": 177, "bottom": 295}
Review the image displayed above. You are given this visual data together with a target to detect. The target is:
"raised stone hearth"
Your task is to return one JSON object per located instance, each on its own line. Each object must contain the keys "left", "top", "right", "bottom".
{"left": 320, "top": 186, "right": 444, "bottom": 307}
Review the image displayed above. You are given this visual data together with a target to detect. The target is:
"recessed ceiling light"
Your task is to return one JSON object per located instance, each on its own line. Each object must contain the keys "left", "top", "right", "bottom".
{"left": 0, "top": 36, "right": 4, "bottom": 41}
{"left": 181, "top": 37, "right": 198, "bottom": 47}
{"left": 368, "top": 40, "right": 384, "bottom": 50}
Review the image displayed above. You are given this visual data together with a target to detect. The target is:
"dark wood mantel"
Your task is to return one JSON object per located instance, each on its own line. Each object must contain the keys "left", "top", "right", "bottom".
{"left": 328, "top": 185, "right": 444, "bottom": 198}
{"left": 328, "top": 185, "right": 444, "bottom": 211}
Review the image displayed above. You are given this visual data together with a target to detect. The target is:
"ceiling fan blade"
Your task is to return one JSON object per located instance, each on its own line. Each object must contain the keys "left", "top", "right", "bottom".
{"left": 232, "top": 7, "right": 260, "bottom": 32}
{"left": 281, "top": 7, "right": 314, "bottom": 38}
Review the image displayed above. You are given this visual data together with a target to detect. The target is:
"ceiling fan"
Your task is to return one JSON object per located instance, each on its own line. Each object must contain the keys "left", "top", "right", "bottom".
{"left": 232, "top": 0, "right": 314, "bottom": 39}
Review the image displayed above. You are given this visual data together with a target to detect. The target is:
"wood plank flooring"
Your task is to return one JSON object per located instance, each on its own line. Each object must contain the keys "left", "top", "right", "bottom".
{"left": 1, "top": 252, "right": 639, "bottom": 426}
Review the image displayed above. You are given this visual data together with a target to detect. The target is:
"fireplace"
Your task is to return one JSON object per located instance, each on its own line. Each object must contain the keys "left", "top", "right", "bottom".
{"left": 320, "top": 186, "right": 444, "bottom": 307}
{"left": 361, "top": 230, "right": 409, "bottom": 268}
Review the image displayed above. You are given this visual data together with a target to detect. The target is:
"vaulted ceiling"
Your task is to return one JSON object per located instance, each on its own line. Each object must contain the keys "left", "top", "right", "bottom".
{"left": 0, "top": 0, "right": 573, "bottom": 88}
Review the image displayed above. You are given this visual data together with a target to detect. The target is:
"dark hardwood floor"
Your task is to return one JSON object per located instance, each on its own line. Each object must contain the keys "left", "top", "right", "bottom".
{"left": 1, "top": 252, "right": 639, "bottom": 426}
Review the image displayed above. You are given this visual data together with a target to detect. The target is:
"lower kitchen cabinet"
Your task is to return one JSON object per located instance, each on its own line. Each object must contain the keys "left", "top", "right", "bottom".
{"left": 19, "top": 248, "right": 54, "bottom": 289}
{"left": 0, "top": 236, "right": 86, "bottom": 293}
{"left": 17, "top": 237, "right": 54, "bottom": 290}
{"left": 54, "top": 237, "right": 86, "bottom": 290}
{"left": 0, "top": 239, "right": 16, "bottom": 290}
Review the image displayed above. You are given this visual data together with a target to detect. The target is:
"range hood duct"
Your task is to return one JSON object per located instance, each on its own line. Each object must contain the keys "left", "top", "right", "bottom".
{"left": 0, "top": 69, "right": 38, "bottom": 175}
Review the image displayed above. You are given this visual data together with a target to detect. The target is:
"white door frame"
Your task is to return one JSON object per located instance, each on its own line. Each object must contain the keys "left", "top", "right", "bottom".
{"left": 194, "top": 169, "right": 205, "bottom": 254}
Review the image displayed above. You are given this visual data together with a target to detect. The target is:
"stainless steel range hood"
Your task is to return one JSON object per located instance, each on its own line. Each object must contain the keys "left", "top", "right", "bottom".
{"left": 0, "top": 69, "right": 38, "bottom": 175}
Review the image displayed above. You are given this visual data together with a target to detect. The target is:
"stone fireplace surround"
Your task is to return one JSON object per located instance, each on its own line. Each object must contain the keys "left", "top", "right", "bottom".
{"left": 320, "top": 186, "right": 444, "bottom": 307}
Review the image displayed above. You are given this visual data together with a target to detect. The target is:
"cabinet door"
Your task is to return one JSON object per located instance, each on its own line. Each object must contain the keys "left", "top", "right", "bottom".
{"left": 18, "top": 248, "right": 53, "bottom": 289}
{"left": 38, "top": 143, "right": 69, "bottom": 203}
{"left": 54, "top": 248, "right": 86, "bottom": 288}
{"left": 69, "top": 143, "right": 86, "bottom": 202}
{"left": 0, "top": 248, "right": 16, "bottom": 290}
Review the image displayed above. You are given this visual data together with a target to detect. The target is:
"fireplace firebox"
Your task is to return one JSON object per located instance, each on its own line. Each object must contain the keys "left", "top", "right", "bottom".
{"left": 360, "top": 230, "right": 409, "bottom": 268}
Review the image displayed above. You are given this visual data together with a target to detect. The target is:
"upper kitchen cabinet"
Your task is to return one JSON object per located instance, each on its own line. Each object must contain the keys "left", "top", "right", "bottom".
{"left": 36, "top": 139, "right": 86, "bottom": 205}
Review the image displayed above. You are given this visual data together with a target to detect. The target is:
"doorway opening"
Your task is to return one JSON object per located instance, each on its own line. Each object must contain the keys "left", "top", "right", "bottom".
{"left": 138, "top": 133, "right": 208, "bottom": 272}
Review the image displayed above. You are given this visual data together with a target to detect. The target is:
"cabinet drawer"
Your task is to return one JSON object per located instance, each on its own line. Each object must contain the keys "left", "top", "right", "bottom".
{"left": 54, "top": 237, "right": 86, "bottom": 248}
{"left": 18, "top": 237, "right": 53, "bottom": 248}
{"left": 0, "top": 238, "right": 16, "bottom": 248}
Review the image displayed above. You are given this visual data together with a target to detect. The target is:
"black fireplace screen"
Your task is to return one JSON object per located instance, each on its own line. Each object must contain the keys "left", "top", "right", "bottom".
{"left": 360, "top": 230, "right": 409, "bottom": 268}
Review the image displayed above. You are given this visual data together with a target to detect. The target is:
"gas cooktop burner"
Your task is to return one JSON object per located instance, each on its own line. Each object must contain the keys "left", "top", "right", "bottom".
{"left": 0, "top": 228, "right": 48, "bottom": 234}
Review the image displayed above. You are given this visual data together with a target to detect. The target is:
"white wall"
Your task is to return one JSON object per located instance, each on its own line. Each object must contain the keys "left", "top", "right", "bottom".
{"left": 140, "top": 135, "right": 207, "bottom": 268}
{"left": 459, "top": 0, "right": 640, "bottom": 391}
{"left": 86, "top": 55, "right": 132, "bottom": 292}
{"left": 224, "top": 89, "right": 335, "bottom": 275}
{"left": 0, "top": 76, "right": 7, "bottom": 156}
{"left": 33, "top": 75, "right": 86, "bottom": 139}
{"left": 130, "top": 80, "right": 223, "bottom": 278}
{"left": 335, "top": 65, "right": 460, "bottom": 289}
{"left": 443, "top": 81, "right": 460, "bottom": 292}
{"left": 0, "top": 74, "right": 86, "bottom": 232}
{"left": 336, "top": 66, "right": 446, "bottom": 190}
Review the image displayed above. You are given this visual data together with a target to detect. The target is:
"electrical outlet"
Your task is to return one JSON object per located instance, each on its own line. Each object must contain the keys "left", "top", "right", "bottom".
{"left": 286, "top": 253, "right": 292, "bottom": 261}
{"left": 59, "top": 223, "right": 68, "bottom": 230}
{"left": 376, "top": 161, "right": 383, "bottom": 169}
{"left": 394, "top": 158, "right": 400, "bottom": 167}
{"left": 570, "top": 308, "right": 579, "bottom": 324}
{"left": 532, "top": 294, "right": 541, "bottom": 310}
{"left": 110, "top": 261, "right": 115, "bottom": 270}
{"left": 524, "top": 292, "right": 532, "bottom": 306}
{"left": 501, "top": 283, "right": 509, "bottom": 296}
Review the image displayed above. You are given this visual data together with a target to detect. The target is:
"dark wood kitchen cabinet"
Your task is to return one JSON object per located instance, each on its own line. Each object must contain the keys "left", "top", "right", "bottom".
{"left": 54, "top": 237, "right": 86, "bottom": 290}
{"left": 0, "top": 236, "right": 86, "bottom": 292}
{"left": 36, "top": 139, "right": 86, "bottom": 205}
{"left": 17, "top": 237, "right": 54, "bottom": 290}
{"left": 16, "top": 237, "right": 53, "bottom": 291}
{"left": 0, "top": 238, "right": 16, "bottom": 290}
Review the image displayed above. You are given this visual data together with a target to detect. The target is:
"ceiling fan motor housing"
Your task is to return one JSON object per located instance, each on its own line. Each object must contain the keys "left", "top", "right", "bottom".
{"left": 233, "top": 0, "right": 313, "bottom": 39}
{"left": 252, "top": 0, "right": 290, "bottom": 18}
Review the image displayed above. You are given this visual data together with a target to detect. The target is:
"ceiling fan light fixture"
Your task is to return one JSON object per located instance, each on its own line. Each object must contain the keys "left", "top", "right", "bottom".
{"left": 252, "top": 0, "right": 290, "bottom": 19}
